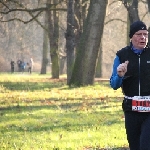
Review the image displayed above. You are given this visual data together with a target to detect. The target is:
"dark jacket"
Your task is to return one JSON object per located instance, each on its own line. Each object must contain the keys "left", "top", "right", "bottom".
{"left": 117, "top": 45, "right": 150, "bottom": 97}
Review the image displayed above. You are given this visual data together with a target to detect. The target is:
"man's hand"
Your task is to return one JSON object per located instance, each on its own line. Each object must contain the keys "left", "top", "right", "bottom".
{"left": 117, "top": 61, "right": 129, "bottom": 77}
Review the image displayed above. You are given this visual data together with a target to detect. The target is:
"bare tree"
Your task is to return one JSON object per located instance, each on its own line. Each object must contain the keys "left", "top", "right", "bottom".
{"left": 66, "top": 0, "right": 75, "bottom": 84}
{"left": 69, "top": 0, "right": 108, "bottom": 86}
{"left": 65, "top": 0, "right": 89, "bottom": 84}
{"left": 40, "top": 11, "right": 49, "bottom": 74}
{"left": 122, "top": 0, "right": 140, "bottom": 23}
{"left": 122, "top": 0, "right": 140, "bottom": 45}
{"left": 0, "top": 0, "right": 66, "bottom": 75}
{"left": 47, "top": 0, "right": 60, "bottom": 78}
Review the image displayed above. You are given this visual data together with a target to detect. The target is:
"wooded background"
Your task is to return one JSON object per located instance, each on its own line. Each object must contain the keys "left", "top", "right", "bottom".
{"left": 0, "top": 0, "right": 149, "bottom": 85}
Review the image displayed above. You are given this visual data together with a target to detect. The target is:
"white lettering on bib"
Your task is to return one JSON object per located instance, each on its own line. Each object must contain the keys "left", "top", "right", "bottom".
{"left": 132, "top": 96, "right": 150, "bottom": 112}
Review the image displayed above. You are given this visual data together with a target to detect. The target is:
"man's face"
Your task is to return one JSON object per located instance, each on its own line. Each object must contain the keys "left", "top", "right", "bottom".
{"left": 131, "top": 30, "right": 148, "bottom": 49}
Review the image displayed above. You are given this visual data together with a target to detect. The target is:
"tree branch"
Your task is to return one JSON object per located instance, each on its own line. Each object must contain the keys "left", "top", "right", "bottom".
{"left": 0, "top": 10, "right": 43, "bottom": 24}
{"left": 0, "top": 7, "right": 67, "bottom": 14}
{"left": 105, "top": 18, "right": 126, "bottom": 25}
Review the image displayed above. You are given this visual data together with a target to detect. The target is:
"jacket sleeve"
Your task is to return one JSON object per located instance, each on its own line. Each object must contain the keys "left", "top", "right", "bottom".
{"left": 110, "top": 56, "right": 123, "bottom": 90}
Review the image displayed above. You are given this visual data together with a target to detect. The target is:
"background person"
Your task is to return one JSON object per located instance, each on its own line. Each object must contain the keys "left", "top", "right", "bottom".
{"left": 17, "top": 59, "right": 22, "bottom": 72}
{"left": 20, "top": 61, "right": 26, "bottom": 73}
{"left": 27, "top": 62, "right": 31, "bottom": 74}
{"left": 29, "top": 57, "right": 34, "bottom": 74}
{"left": 110, "top": 21, "right": 150, "bottom": 150}
{"left": 10, "top": 60, "right": 15, "bottom": 73}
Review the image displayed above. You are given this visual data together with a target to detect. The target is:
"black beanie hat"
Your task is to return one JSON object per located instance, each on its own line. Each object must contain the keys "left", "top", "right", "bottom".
{"left": 129, "top": 21, "right": 148, "bottom": 38}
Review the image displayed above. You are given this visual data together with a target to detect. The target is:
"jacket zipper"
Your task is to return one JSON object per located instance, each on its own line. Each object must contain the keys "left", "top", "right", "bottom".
{"left": 138, "top": 55, "right": 140, "bottom": 96}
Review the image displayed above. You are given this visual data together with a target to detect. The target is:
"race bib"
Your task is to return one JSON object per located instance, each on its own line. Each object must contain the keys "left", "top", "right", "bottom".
{"left": 132, "top": 96, "right": 150, "bottom": 112}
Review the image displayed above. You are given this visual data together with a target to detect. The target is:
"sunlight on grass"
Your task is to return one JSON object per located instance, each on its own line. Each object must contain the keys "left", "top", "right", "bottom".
{"left": 0, "top": 74, "right": 128, "bottom": 150}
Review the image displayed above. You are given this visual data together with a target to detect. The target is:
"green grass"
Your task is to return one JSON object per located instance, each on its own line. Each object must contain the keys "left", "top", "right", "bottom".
{"left": 0, "top": 73, "right": 129, "bottom": 150}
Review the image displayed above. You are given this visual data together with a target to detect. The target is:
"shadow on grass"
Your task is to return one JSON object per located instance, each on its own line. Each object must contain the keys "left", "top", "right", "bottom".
{"left": 0, "top": 80, "right": 110, "bottom": 91}
{"left": 0, "top": 101, "right": 124, "bottom": 132}
{"left": 0, "top": 81, "right": 66, "bottom": 91}
{"left": 0, "top": 98, "right": 127, "bottom": 150}
{"left": 0, "top": 97, "right": 123, "bottom": 112}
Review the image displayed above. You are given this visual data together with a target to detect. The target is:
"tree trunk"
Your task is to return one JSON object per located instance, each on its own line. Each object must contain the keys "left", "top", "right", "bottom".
{"left": 146, "top": 0, "right": 150, "bottom": 44}
{"left": 69, "top": 0, "right": 108, "bottom": 86}
{"left": 122, "top": 0, "right": 140, "bottom": 24}
{"left": 47, "top": 0, "right": 59, "bottom": 79}
{"left": 41, "top": 11, "right": 49, "bottom": 74}
{"left": 74, "top": 0, "right": 83, "bottom": 47}
{"left": 82, "top": 0, "right": 89, "bottom": 24}
{"left": 95, "top": 44, "right": 102, "bottom": 78}
{"left": 127, "top": 15, "right": 130, "bottom": 45}
{"left": 66, "top": 0, "right": 75, "bottom": 84}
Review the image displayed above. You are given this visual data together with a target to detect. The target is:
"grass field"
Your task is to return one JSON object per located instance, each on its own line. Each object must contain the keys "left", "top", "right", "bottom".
{"left": 0, "top": 73, "right": 129, "bottom": 150}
